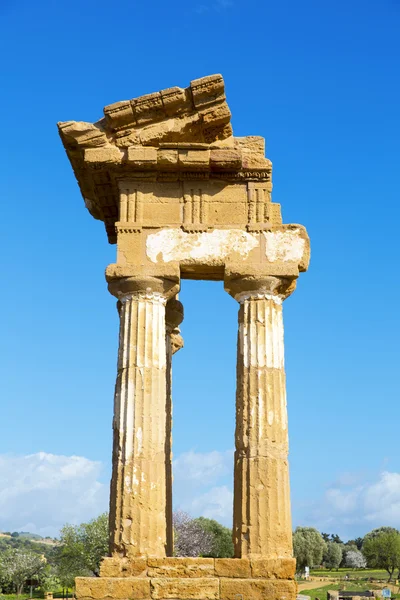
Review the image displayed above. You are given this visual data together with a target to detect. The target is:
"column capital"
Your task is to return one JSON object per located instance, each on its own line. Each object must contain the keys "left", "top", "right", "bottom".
{"left": 224, "top": 273, "right": 296, "bottom": 303}
{"left": 106, "top": 268, "right": 180, "bottom": 302}
{"left": 165, "top": 298, "right": 184, "bottom": 331}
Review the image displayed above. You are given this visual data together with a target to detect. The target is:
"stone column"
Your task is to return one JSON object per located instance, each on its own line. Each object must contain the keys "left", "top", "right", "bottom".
{"left": 165, "top": 298, "right": 184, "bottom": 557}
{"left": 225, "top": 275, "right": 296, "bottom": 560}
{"left": 108, "top": 276, "right": 179, "bottom": 558}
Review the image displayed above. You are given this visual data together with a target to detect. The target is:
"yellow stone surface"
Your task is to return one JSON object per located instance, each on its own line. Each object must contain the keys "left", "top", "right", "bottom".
{"left": 100, "top": 557, "right": 147, "bottom": 578}
{"left": 214, "top": 558, "right": 251, "bottom": 578}
{"left": 220, "top": 578, "right": 297, "bottom": 600}
{"left": 151, "top": 577, "right": 219, "bottom": 600}
{"left": 60, "top": 76, "right": 310, "bottom": 597}
{"left": 250, "top": 557, "right": 296, "bottom": 579}
{"left": 147, "top": 557, "right": 214, "bottom": 578}
{"left": 76, "top": 577, "right": 150, "bottom": 599}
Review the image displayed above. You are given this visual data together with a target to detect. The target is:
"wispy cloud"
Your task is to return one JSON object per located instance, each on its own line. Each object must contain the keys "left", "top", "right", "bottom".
{"left": 0, "top": 452, "right": 108, "bottom": 537}
{"left": 190, "top": 485, "right": 233, "bottom": 522}
{"left": 296, "top": 471, "right": 400, "bottom": 539}
{"left": 174, "top": 449, "right": 232, "bottom": 486}
{"left": 173, "top": 449, "right": 234, "bottom": 526}
{"left": 0, "top": 449, "right": 235, "bottom": 535}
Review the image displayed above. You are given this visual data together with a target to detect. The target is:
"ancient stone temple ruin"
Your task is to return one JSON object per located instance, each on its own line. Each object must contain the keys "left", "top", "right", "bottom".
{"left": 58, "top": 75, "right": 310, "bottom": 600}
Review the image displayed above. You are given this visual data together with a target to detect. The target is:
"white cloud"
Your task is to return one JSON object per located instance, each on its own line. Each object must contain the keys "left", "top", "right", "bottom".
{"left": 190, "top": 486, "right": 233, "bottom": 522}
{"left": 173, "top": 449, "right": 232, "bottom": 487}
{"left": 173, "top": 449, "right": 233, "bottom": 526}
{"left": 364, "top": 472, "right": 400, "bottom": 523}
{"left": 298, "top": 471, "right": 400, "bottom": 539}
{"left": 0, "top": 452, "right": 108, "bottom": 537}
{"left": 6, "top": 452, "right": 399, "bottom": 541}
{"left": 0, "top": 448, "right": 235, "bottom": 535}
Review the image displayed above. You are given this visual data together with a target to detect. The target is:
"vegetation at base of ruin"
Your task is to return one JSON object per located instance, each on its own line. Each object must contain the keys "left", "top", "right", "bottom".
{"left": 3, "top": 519, "right": 400, "bottom": 596}
{"left": 362, "top": 532, "right": 400, "bottom": 581}
{"left": 173, "top": 511, "right": 214, "bottom": 557}
{"left": 300, "top": 583, "right": 400, "bottom": 600}
{"left": 0, "top": 549, "right": 46, "bottom": 596}
{"left": 294, "top": 528, "right": 400, "bottom": 582}
{"left": 310, "top": 568, "right": 393, "bottom": 579}
{"left": 192, "top": 517, "right": 234, "bottom": 558}
{"left": 55, "top": 513, "right": 109, "bottom": 581}
{"left": 294, "top": 527, "right": 327, "bottom": 572}
{"left": 173, "top": 513, "right": 235, "bottom": 558}
{"left": 0, "top": 590, "right": 73, "bottom": 600}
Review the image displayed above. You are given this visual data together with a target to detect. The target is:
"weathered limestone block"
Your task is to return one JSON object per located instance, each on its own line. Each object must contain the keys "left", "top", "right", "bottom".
{"left": 147, "top": 557, "right": 214, "bottom": 578}
{"left": 250, "top": 557, "right": 296, "bottom": 579}
{"left": 214, "top": 558, "right": 251, "bottom": 578}
{"left": 220, "top": 578, "right": 297, "bottom": 600}
{"left": 142, "top": 225, "right": 309, "bottom": 279}
{"left": 151, "top": 577, "right": 219, "bottom": 600}
{"left": 100, "top": 557, "right": 147, "bottom": 578}
{"left": 76, "top": 577, "right": 150, "bottom": 600}
{"left": 127, "top": 147, "right": 158, "bottom": 166}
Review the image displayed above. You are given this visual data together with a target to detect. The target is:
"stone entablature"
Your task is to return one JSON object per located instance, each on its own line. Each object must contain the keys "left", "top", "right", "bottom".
{"left": 58, "top": 75, "right": 279, "bottom": 243}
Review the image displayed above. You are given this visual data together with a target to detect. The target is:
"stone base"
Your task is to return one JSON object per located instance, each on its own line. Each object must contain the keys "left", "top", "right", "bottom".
{"left": 76, "top": 557, "right": 297, "bottom": 600}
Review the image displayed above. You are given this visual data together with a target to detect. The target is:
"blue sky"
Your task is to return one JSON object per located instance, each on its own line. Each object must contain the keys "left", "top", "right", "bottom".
{"left": 0, "top": 0, "right": 399, "bottom": 540}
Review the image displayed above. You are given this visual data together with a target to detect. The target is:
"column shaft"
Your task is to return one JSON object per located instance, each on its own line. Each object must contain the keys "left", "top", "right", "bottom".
{"left": 165, "top": 329, "right": 173, "bottom": 557}
{"left": 234, "top": 294, "right": 292, "bottom": 559}
{"left": 109, "top": 291, "right": 168, "bottom": 558}
{"left": 165, "top": 299, "right": 184, "bottom": 557}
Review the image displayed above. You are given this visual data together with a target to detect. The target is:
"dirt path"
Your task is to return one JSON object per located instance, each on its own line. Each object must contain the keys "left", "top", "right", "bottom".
{"left": 298, "top": 579, "right": 335, "bottom": 592}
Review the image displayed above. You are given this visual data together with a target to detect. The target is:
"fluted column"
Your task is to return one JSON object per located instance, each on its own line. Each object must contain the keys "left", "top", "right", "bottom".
{"left": 225, "top": 275, "right": 296, "bottom": 560}
{"left": 165, "top": 298, "right": 184, "bottom": 556}
{"left": 108, "top": 276, "right": 179, "bottom": 558}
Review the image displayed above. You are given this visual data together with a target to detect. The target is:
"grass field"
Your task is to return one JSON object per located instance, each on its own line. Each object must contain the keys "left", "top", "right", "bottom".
{"left": 301, "top": 582, "right": 400, "bottom": 600}
{"left": 310, "top": 568, "right": 396, "bottom": 580}
{"left": 0, "top": 592, "right": 71, "bottom": 600}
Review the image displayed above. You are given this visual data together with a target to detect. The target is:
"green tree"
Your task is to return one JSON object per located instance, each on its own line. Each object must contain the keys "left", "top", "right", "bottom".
{"left": 323, "top": 541, "right": 343, "bottom": 570}
{"left": 173, "top": 512, "right": 213, "bottom": 557}
{"left": 347, "top": 537, "right": 363, "bottom": 551}
{"left": 331, "top": 534, "right": 343, "bottom": 545}
{"left": 193, "top": 518, "right": 234, "bottom": 558}
{"left": 363, "top": 527, "right": 399, "bottom": 543}
{"left": 57, "top": 513, "right": 109, "bottom": 578}
{"left": 293, "top": 527, "right": 326, "bottom": 572}
{"left": 40, "top": 565, "right": 60, "bottom": 593}
{"left": 0, "top": 548, "right": 45, "bottom": 596}
{"left": 55, "top": 560, "right": 78, "bottom": 592}
{"left": 362, "top": 531, "right": 400, "bottom": 581}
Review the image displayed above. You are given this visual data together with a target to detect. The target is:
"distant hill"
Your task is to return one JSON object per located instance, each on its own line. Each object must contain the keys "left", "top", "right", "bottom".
{"left": 0, "top": 531, "right": 56, "bottom": 541}
{"left": 18, "top": 532, "right": 44, "bottom": 540}
{"left": 0, "top": 531, "right": 57, "bottom": 554}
